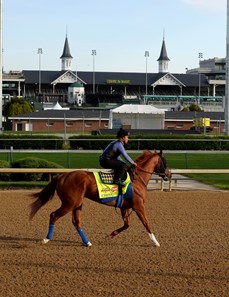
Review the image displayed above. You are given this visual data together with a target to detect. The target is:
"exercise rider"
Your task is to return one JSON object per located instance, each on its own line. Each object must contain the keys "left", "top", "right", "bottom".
{"left": 99, "top": 128, "right": 137, "bottom": 186}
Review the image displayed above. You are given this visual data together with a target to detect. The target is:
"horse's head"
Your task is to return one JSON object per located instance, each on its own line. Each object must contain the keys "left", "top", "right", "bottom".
{"left": 133, "top": 150, "right": 171, "bottom": 182}
{"left": 154, "top": 150, "right": 172, "bottom": 181}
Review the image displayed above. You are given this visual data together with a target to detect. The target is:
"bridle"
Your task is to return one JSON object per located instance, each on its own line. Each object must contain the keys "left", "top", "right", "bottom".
{"left": 131, "top": 155, "right": 169, "bottom": 187}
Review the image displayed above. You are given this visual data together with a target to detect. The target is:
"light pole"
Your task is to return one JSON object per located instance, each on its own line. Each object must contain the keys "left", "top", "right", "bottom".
{"left": 0, "top": 0, "right": 2, "bottom": 134}
{"left": 144, "top": 51, "right": 149, "bottom": 95}
{"left": 225, "top": 0, "right": 229, "bottom": 135}
{"left": 198, "top": 52, "right": 203, "bottom": 98}
{"left": 38, "top": 48, "right": 43, "bottom": 94}
{"left": 92, "top": 49, "right": 96, "bottom": 94}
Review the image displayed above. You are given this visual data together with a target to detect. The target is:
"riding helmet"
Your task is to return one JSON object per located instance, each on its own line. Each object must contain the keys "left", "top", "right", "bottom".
{"left": 116, "top": 128, "right": 129, "bottom": 138}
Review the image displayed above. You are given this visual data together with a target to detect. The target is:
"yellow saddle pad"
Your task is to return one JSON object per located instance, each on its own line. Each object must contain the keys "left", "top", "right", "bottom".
{"left": 93, "top": 171, "right": 130, "bottom": 199}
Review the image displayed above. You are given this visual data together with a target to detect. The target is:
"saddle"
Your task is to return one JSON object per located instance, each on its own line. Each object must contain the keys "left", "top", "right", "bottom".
{"left": 93, "top": 171, "right": 133, "bottom": 208}
{"left": 98, "top": 171, "right": 128, "bottom": 185}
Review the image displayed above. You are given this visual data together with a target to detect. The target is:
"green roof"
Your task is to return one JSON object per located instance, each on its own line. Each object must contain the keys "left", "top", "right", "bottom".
{"left": 70, "top": 81, "right": 83, "bottom": 87}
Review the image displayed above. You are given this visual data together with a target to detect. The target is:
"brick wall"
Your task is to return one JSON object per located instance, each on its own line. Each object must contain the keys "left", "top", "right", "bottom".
{"left": 12, "top": 119, "right": 109, "bottom": 132}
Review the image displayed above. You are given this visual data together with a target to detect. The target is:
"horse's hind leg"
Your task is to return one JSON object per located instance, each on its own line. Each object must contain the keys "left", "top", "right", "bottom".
{"left": 42, "top": 203, "right": 72, "bottom": 245}
{"left": 110, "top": 208, "right": 131, "bottom": 239}
{"left": 72, "top": 207, "right": 92, "bottom": 247}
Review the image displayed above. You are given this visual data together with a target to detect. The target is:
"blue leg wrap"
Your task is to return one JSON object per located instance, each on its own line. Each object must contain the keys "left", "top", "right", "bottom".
{"left": 77, "top": 227, "right": 89, "bottom": 245}
{"left": 116, "top": 193, "right": 123, "bottom": 208}
{"left": 46, "top": 224, "right": 55, "bottom": 240}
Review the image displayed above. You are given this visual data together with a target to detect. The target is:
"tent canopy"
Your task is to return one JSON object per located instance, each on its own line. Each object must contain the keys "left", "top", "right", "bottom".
{"left": 112, "top": 104, "right": 166, "bottom": 114}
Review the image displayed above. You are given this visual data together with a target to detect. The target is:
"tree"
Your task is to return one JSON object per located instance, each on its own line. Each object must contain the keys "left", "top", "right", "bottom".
{"left": 3, "top": 97, "right": 35, "bottom": 117}
{"left": 181, "top": 103, "right": 203, "bottom": 112}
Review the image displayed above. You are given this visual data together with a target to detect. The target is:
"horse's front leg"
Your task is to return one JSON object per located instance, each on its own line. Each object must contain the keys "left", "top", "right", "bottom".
{"left": 110, "top": 208, "right": 131, "bottom": 238}
{"left": 134, "top": 204, "right": 160, "bottom": 247}
{"left": 72, "top": 206, "right": 92, "bottom": 247}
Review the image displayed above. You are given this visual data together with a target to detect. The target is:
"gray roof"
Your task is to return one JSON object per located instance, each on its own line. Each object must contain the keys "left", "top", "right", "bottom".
{"left": 22, "top": 70, "right": 208, "bottom": 87}
{"left": 9, "top": 109, "right": 110, "bottom": 120}
{"left": 165, "top": 111, "right": 224, "bottom": 121}
{"left": 8, "top": 109, "right": 224, "bottom": 121}
{"left": 23, "top": 70, "right": 66, "bottom": 84}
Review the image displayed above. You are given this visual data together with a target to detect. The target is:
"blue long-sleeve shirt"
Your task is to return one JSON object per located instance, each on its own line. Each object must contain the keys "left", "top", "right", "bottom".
{"left": 101, "top": 140, "right": 135, "bottom": 164}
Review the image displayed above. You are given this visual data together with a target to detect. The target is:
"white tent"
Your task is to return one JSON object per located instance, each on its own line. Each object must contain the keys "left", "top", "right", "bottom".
{"left": 109, "top": 104, "right": 166, "bottom": 129}
{"left": 53, "top": 102, "right": 63, "bottom": 110}
{"left": 44, "top": 102, "right": 69, "bottom": 110}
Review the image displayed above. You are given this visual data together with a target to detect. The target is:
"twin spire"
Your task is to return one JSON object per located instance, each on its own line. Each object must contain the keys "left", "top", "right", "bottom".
{"left": 60, "top": 35, "right": 73, "bottom": 71}
{"left": 157, "top": 30, "right": 170, "bottom": 73}
{"left": 60, "top": 34, "right": 169, "bottom": 73}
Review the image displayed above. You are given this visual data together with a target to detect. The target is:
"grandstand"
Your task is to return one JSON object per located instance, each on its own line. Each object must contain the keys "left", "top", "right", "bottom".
{"left": 2, "top": 35, "right": 226, "bottom": 112}
{"left": 141, "top": 95, "right": 224, "bottom": 112}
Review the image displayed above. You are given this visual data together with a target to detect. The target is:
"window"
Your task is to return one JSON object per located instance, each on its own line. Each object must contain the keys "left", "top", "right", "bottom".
{"left": 66, "top": 122, "right": 73, "bottom": 127}
{"left": 16, "top": 123, "right": 23, "bottom": 131}
{"left": 85, "top": 122, "right": 92, "bottom": 128}
{"left": 176, "top": 124, "right": 184, "bottom": 128}
{"left": 46, "top": 122, "right": 54, "bottom": 127}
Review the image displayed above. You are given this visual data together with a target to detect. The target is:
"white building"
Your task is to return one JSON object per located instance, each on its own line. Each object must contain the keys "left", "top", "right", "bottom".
{"left": 68, "top": 81, "right": 85, "bottom": 106}
{"left": 109, "top": 104, "right": 166, "bottom": 129}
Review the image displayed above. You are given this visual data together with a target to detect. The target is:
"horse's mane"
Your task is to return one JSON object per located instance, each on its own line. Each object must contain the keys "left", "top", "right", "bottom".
{"left": 135, "top": 150, "right": 157, "bottom": 166}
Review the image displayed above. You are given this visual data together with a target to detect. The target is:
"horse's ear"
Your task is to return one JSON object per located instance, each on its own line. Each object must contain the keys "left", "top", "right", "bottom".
{"left": 154, "top": 149, "right": 157, "bottom": 154}
{"left": 159, "top": 149, "right": 163, "bottom": 155}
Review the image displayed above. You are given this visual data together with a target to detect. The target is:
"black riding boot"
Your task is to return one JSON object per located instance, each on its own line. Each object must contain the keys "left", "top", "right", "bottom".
{"left": 113, "top": 178, "right": 125, "bottom": 187}
{"left": 113, "top": 164, "right": 127, "bottom": 187}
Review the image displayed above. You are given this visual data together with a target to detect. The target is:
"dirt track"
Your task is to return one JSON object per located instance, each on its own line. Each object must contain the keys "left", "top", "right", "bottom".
{"left": 0, "top": 189, "right": 228, "bottom": 297}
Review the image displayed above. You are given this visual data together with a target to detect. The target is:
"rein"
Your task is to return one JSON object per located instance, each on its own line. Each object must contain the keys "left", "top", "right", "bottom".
{"left": 135, "top": 171, "right": 148, "bottom": 187}
{"left": 133, "top": 155, "right": 167, "bottom": 187}
{"left": 132, "top": 166, "right": 153, "bottom": 187}
{"left": 135, "top": 166, "right": 154, "bottom": 175}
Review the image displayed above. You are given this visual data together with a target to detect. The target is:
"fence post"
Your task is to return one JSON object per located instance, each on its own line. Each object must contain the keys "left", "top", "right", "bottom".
{"left": 185, "top": 152, "right": 188, "bottom": 169}
{"left": 10, "top": 146, "right": 13, "bottom": 163}
{"left": 67, "top": 150, "right": 70, "bottom": 168}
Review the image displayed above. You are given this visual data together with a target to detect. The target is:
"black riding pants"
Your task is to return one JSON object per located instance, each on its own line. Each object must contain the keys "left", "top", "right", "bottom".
{"left": 99, "top": 157, "right": 127, "bottom": 181}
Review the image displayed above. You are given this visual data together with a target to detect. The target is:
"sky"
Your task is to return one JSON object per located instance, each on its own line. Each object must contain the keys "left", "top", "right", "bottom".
{"left": 2, "top": 0, "right": 227, "bottom": 74}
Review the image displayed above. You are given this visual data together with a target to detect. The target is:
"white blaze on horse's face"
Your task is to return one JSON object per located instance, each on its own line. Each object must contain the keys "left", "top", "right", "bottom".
{"left": 161, "top": 167, "right": 172, "bottom": 181}
{"left": 157, "top": 154, "right": 171, "bottom": 181}
{"left": 165, "top": 167, "right": 172, "bottom": 180}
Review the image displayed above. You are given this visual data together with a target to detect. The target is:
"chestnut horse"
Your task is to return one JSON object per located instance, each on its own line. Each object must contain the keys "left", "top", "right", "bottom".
{"left": 30, "top": 150, "right": 171, "bottom": 247}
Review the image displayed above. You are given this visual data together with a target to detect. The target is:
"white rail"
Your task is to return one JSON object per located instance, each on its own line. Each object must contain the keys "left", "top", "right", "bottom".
{"left": 0, "top": 168, "right": 228, "bottom": 191}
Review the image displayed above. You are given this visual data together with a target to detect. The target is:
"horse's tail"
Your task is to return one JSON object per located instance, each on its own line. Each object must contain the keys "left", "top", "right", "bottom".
{"left": 29, "top": 176, "right": 58, "bottom": 220}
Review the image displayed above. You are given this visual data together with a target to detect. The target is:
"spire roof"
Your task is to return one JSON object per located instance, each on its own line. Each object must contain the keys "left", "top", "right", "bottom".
{"left": 157, "top": 39, "right": 170, "bottom": 61}
{"left": 60, "top": 36, "right": 73, "bottom": 58}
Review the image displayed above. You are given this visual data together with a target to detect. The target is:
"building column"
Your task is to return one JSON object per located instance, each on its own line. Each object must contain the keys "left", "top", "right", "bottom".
{"left": 18, "top": 81, "right": 21, "bottom": 97}
{"left": 212, "top": 84, "right": 216, "bottom": 96}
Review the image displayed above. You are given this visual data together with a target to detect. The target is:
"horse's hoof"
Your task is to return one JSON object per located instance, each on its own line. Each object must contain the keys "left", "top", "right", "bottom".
{"left": 84, "top": 241, "right": 92, "bottom": 247}
{"left": 152, "top": 238, "right": 160, "bottom": 247}
{"left": 149, "top": 233, "right": 160, "bottom": 247}
{"left": 153, "top": 241, "right": 160, "bottom": 247}
{"left": 41, "top": 238, "right": 50, "bottom": 245}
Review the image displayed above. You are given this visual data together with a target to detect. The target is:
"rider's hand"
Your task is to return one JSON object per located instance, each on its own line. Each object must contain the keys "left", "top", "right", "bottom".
{"left": 130, "top": 163, "right": 137, "bottom": 170}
